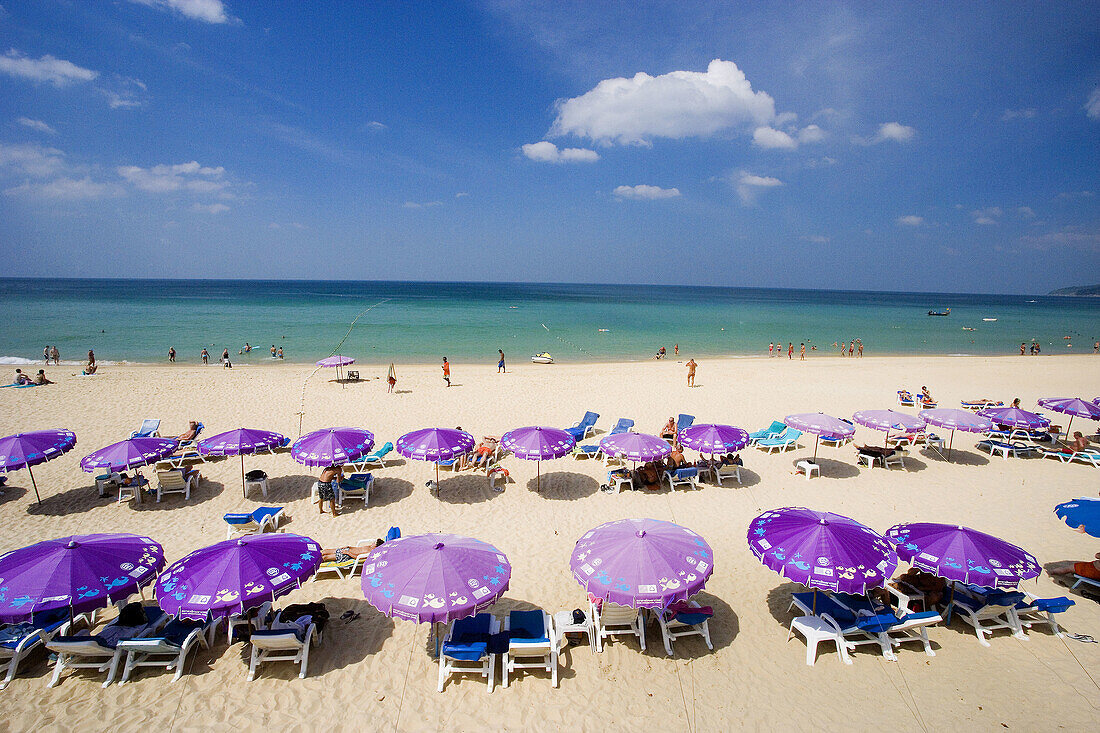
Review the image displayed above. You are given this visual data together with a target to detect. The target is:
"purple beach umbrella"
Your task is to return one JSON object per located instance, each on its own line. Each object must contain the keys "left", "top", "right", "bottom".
{"left": 747, "top": 507, "right": 899, "bottom": 596}
{"left": 291, "top": 427, "right": 375, "bottom": 467}
{"left": 396, "top": 427, "right": 476, "bottom": 488}
{"left": 0, "top": 533, "right": 164, "bottom": 622}
{"left": 80, "top": 436, "right": 179, "bottom": 502}
{"left": 501, "top": 426, "right": 576, "bottom": 491}
{"left": 885, "top": 523, "right": 1040, "bottom": 589}
{"left": 919, "top": 408, "right": 993, "bottom": 460}
{"left": 0, "top": 428, "right": 77, "bottom": 504}
{"left": 360, "top": 533, "right": 511, "bottom": 623}
{"left": 156, "top": 533, "right": 321, "bottom": 620}
{"left": 678, "top": 424, "right": 750, "bottom": 454}
{"left": 598, "top": 432, "right": 671, "bottom": 462}
{"left": 784, "top": 413, "right": 855, "bottom": 460}
{"left": 315, "top": 355, "right": 355, "bottom": 382}
{"left": 852, "top": 409, "right": 926, "bottom": 447}
{"left": 977, "top": 407, "right": 1050, "bottom": 431}
{"left": 1037, "top": 397, "right": 1100, "bottom": 442}
{"left": 572, "top": 518, "right": 713, "bottom": 608}
{"left": 198, "top": 428, "right": 288, "bottom": 498}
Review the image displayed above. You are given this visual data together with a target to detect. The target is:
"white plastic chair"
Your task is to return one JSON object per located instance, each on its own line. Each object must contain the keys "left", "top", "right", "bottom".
{"left": 590, "top": 600, "right": 645, "bottom": 652}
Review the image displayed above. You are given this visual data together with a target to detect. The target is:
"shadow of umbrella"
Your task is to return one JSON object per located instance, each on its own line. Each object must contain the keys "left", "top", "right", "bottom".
{"left": 525, "top": 471, "right": 599, "bottom": 499}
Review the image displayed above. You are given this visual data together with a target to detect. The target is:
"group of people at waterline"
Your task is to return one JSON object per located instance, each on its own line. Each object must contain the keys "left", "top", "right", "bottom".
{"left": 769, "top": 339, "right": 863, "bottom": 360}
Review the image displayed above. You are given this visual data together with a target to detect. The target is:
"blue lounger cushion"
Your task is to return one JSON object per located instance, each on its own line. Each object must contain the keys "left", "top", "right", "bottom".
{"left": 509, "top": 610, "right": 548, "bottom": 643}
{"left": 443, "top": 614, "right": 491, "bottom": 661}
{"left": 1019, "top": 596, "right": 1075, "bottom": 614}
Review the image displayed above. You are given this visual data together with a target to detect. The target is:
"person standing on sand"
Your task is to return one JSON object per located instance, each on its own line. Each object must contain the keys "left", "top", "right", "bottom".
{"left": 222, "top": 348, "right": 232, "bottom": 368}
{"left": 800, "top": 343, "right": 805, "bottom": 361}
{"left": 788, "top": 343, "right": 794, "bottom": 359}
{"left": 674, "top": 344, "right": 679, "bottom": 356}
{"left": 849, "top": 341, "right": 855, "bottom": 357}
{"left": 50, "top": 346, "right": 59, "bottom": 365}
{"left": 168, "top": 347, "right": 176, "bottom": 363}
{"left": 769, "top": 342, "right": 774, "bottom": 357}
{"left": 1020, "top": 342, "right": 1026, "bottom": 355}
{"left": 442, "top": 357, "right": 450, "bottom": 387}
{"left": 316, "top": 465, "right": 343, "bottom": 516}
{"left": 857, "top": 339, "right": 863, "bottom": 357}
{"left": 43, "top": 346, "right": 50, "bottom": 364}
{"left": 387, "top": 363, "right": 397, "bottom": 392}
{"left": 201, "top": 348, "right": 209, "bottom": 364}
{"left": 686, "top": 358, "right": 697, "bottom": 386}
{"left": 498, "top": 350, "right": 506, "bottom": 373}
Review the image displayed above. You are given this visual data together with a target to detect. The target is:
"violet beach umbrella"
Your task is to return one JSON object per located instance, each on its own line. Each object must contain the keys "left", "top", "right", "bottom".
{"left": 396, "top": 427, "right": 475, "bottom": 488}
{"left": 81, "top": 436, "right": 179, "bottom": 500}
{"left": 783, "top": 413, "right": 855, "bottom": 461}
{"left": 156, "top": 533, "right": 321, "bottom": 620}
{"left": 316, "top": 354, "right": 355, "bottom": 382}
{"left": 977, "top": 407, "right": 1050, "bottom": 431}
{"left": 747, "top": 507, "right": 898, "bottom": 605}
{"left": 572, "top": 518, "right": 713, "bottom": 608}
{"left": 0, "top": 428, "right": 77, "bottom": 504}
{"left": 852, "top": 409, "right": 925, "bottom": 447}
{"left": 598, "top": 432, "right": 671, "bottom": 463}
{"left": 919, "top": 408, "right": 993, "bottom": 460}
{"left": 885, "top": 523, "right": 1040, "bottom": 589}
{"left": 1037, "top": 397, "right": 1100, "bottom": 442}
{"left": 198, "top": 428, "right": 288, "bottom": 498}
{"left": 1054, "top": 498, "right": 1100, "bottom": 538}
{"left": 501, "top": 426, "right": 575, "bottom": 492}
{"left": 360, "top": 533, "right": 510, "bottom": 623}
{"left": 0, "top": 533, "right": 164, "bottom": 622}
{"left": 678, "top": 424, "right": 750, "bottom": 454}
{"left": 291, "top": 427, "right": 375, "bottom": 467}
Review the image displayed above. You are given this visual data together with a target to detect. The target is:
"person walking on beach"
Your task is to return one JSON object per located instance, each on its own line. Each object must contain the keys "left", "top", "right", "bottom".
{"left": 201, "top": 348, "right": 209, "bottom": 364}
{"left": 686, "top": 358, "right": 697, "bottom": 386}
{"left": 270, "top": 345, "right": 277, "bottom": 357}
{"left": 497, "top": 350, "right": 506, "bottom": 373}
{"left": 788, "top": 342, "right": 794, "bottom": 359}
{"left": 50, "top": 345, "right": 59, "bottom": 365}
{"left": 674, "top": 344, "right": 679, "bottom": 356}
{"left": 221, "top": 348, "right": 232, "bottom": 369}
{"left": 769, "top": 342, "right": 774, "bottom": 357}
{"left": 168, "top": 347, "right": 176, "bottom": 363}
{"left": 316, "top": 465, "right": 343, "bottom": 516}
{"left": 43, "top": 346, "right": 50, "bottom": 364}
{"left": 387, "top": 363, "right": 397, "bottom": 393}
{"left": 857, "top": 339, "right": 863, "bottom": 357}
{"left": 442, "top": 357, "right": 450, "bottom": 387}
{"left": 799, "top": 343, "right": 805, "bottom": 361}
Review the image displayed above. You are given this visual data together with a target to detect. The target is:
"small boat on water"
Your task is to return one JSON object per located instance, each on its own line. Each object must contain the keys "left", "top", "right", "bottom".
{"left": 982, "top": 318, "right": 997, "bottom": 322}
{"left": 531, "top": 352, "right": 554, "bottom": 364}
{"left": 928, "top": 308, "right": 951, "bottom": 316}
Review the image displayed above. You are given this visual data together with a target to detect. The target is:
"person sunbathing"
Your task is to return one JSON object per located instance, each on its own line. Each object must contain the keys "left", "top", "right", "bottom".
{"left": 659, "top": 417, "right": 676, "bottom": 440}
{"left": 33, "top": 369, "right": 53, "bottom": 385}
{"left": 470, "top": 437, "right": 500, "bottom": 468}
{"left": 1065, "top": 431, "right": 1090, "bottom": 452}
{"left": 666, "top": 450, "right": 688, "bottom": 469}
{"left": 632, "top": 462, "right": 661, "bottom": 491}
{"left": 321, "top": 541, "right": 383, "bottom": 563}
{"left": 13, "top": 369, "right": 31, "bottom": 385}
{"left": 176, "top": 421, "right": 200, "bottom": 442}
{"left": 1049, "top": 553, "right": 1100, "bottom": 581}
{"left": 890, "top": 568, "right": 947, "bottom": 607}
{"left": 920, "top": 386, "right": 934, "bottom": 403}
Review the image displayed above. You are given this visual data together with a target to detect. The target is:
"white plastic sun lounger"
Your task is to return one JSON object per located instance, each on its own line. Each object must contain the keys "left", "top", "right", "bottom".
{"left": 46, "top": 606, "right": 168, "bottom": 688}
{"left": 590, "top": 600, "right": 645, "bottom": 652}
{"left": 653, "top": 601, "right": 713, "bottom": 656}
{"left": 502, "top": 610, "right": 558, "bottom": 688}
{"left": 438, "top": 613, "right": 499, "bottom": 693}
{"left": 117, "top": 617, "right": 217, "bottom": 684}
{"left": 247, "top": 615, "right": 319, "bottom": 681}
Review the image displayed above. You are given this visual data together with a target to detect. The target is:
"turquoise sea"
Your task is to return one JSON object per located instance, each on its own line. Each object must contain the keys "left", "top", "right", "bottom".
{"left": 1, "top": 279, "right": 1097, "bottom": 365}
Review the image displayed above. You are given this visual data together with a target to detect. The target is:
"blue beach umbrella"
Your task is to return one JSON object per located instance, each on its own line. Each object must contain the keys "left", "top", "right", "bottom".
{"left": 1055, "top": 498, "right": 1100, "bottom": 538}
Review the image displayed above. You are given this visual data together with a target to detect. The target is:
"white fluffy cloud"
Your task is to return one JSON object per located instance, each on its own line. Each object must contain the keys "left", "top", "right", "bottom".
{"left": 128, "top": 0, "right": 229, "bottom": 24}
{"left": 871, "top": 122, "right": 916, "bottom": 143}
{"left": 16, "top": 117, "right": 56, "bottom": 134}
{"left": 117, "top": 161, "right": 227, "bottom": 193}
{"left": 5, "top": 177, "right": 122, "bottom": 200}
{"left": 1087, "top": 88, "right": 1100, "bottom": 120}
{"left": 734, "top": 170, "right": 782, "bottom": 205}
{"left": 0, "top": 142, "right": 65, "bottom": 177}
{"left": 897, "top": 215, "right": 924, "bottom": 226}
{"left": 549, "top": 59, "right": 778, "bottom": 146}
{"left": 521, "top": 141, "right": 599, "bottom": 163}
{"left": 971, "top": 206, "right": 1002, "bottom": 225}
{"left": 0, "top": 50, "right": 97, "bottom": 87}
{"left": 798, "top": 125, "right": 826, "bottom": 144}
{"left": 612, "top": 184, "right": 681, "bottom": 200}
{"left": 752, "top": 127, "right": 796, "bottom": 150}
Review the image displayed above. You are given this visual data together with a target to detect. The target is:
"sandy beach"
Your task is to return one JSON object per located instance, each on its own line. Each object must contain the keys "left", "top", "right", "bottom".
{"left": 1, "top": 354, "right": 1098, "bottom": 732}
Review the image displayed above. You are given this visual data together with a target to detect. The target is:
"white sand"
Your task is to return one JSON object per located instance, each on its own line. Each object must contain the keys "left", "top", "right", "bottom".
{"left": 1, "top": 354, "right": 1098, "bottom": 731}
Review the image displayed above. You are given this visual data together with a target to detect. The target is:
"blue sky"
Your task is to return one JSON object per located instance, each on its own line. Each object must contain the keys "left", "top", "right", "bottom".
{"left": 0, "top": 1, "right": 1097, "bottom": 293}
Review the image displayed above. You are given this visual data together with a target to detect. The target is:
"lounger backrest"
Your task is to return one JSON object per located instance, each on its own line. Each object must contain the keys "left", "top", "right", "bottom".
{"left": 224, "top": 513, "right": 257, "bottom": 526}
{"left": 133, "top": 419, "right": 160, "bottom": 437}
{"left": 769, "top": 421, "right": 787, "bottom": 434}
{"left": 677, "top": 414, "right": 695, "bottom": 431}
{"left": 600, "top": 602, "right": 638, "bottom": 625}
{"left": 785, "top": 429, "right": 802, "bottom": 441}
{"left": 611, "top": 418, "right": 634, "bottom": 434}
{"left": 580, "top": 411, "right": 599, "bottom": 428}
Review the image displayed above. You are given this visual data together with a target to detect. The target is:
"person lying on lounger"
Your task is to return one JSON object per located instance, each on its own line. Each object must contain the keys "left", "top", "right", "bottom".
{"left": 632, "top": 462, "right": 662, "bottom": 491}
{"left": 659, "top": 417, "right": 676, "bottom": 441}
{"left": 176, "top": 421, "right": 200, "bottom": 442}
{"left": 1066, "top": 432, "right": 1090, "bottom": 452}
{"left": 920, "top": 386, "right": 934, "bottom": 403}
{"left": 321, "top": 541, "right": 384, "bottom": 563}
{"left": 470, "top": 437, "right": 500, "bottom": 468}
{"left": 890, "top": 568, "right": 947, "bottom": 608}
{"left": 1049, "top": 553, "right": 1100, "bottom": 581}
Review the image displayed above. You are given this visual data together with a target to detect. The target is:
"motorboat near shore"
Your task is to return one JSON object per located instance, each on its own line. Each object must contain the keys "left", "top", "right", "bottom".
{"left": 928, "top": 308, "right": 950, "bottom": 316}
{"left": 531, "top": 352, "right": 554, "bottom": 364}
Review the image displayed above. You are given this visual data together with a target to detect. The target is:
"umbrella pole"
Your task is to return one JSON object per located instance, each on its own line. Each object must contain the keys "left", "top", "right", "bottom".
{"left": 1064, "top": 415, "right": 1074, "bottom": 446}
{"left": 948, "top": 430, "right": 955, "bottom": 461}
{"left": 28, "top": 465, "right": 41, "bottom": 504}
{"left": 241, "top": 455, "right": 246, "bottom": 498}
{"left": 812, "top": 435, "right": 820, "bottom": 462}
{"left": 537, "top": 461, "right": 541, "bottom": 493}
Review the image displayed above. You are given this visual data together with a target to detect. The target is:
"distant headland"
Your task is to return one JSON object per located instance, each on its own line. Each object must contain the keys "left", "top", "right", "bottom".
{"left": 1049, "top": 284, "right": 1100, "bottom": 297}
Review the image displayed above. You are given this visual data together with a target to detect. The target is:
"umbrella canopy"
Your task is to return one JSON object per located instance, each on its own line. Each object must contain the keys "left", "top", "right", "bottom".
{"left": 919, "top": 408, "right": 994, "bottom": 460}
{"left": 315, "top": 355, "right": 355, "bottom": 367}
{"left": 0, "top": 533, "right": 164, "bottom": 622}
{"left": 1054, "top": 498, "right": 1100, "bottom": 538}
{"left": 0, "top": 428, "right": 77, "bottom": 504}
{"left": 501, "top": 426, "right": 576, "bottom": 460}
{"left": 80, "top": 437, "right": 179, "bottom": 472}
{"left": 291, "top": 427, "right": 375, "bottom": 467}
{"left": 197, "top": 428, "right": 287, "bottom": 456}
{"left": 1037, "top": 397, "right": 1100, "bottom": 439}
{"left": 852, "top": 409, "right": 925, "bottom": 433}
{"left": 598, "top": 432, "right": 671, "bottom": 462}
{"left": 885, "top": 522, "right": 1040, "bottom": 589}
{"left": 360, "top": 533, "right": 510, "bottom": 623}
{"left": 678, "top": 424, "right": 750, "bottom": 454}
{"left": 572, "top": 518, "right": 713, "bottom": 608}
{"left": 156, "top": 534, "right": 321, "bottom": 621}
{"left": 747, "top": 507, "right": 898, "bottom": 595}
{"left": 977, "top": 407, "right": 1050, "bottom": 430}
{"left": 396, "top": 428, "right": 475, "bottom": 462}
{"left": 784, "top": 413, "right": 855, "bottom": 460}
